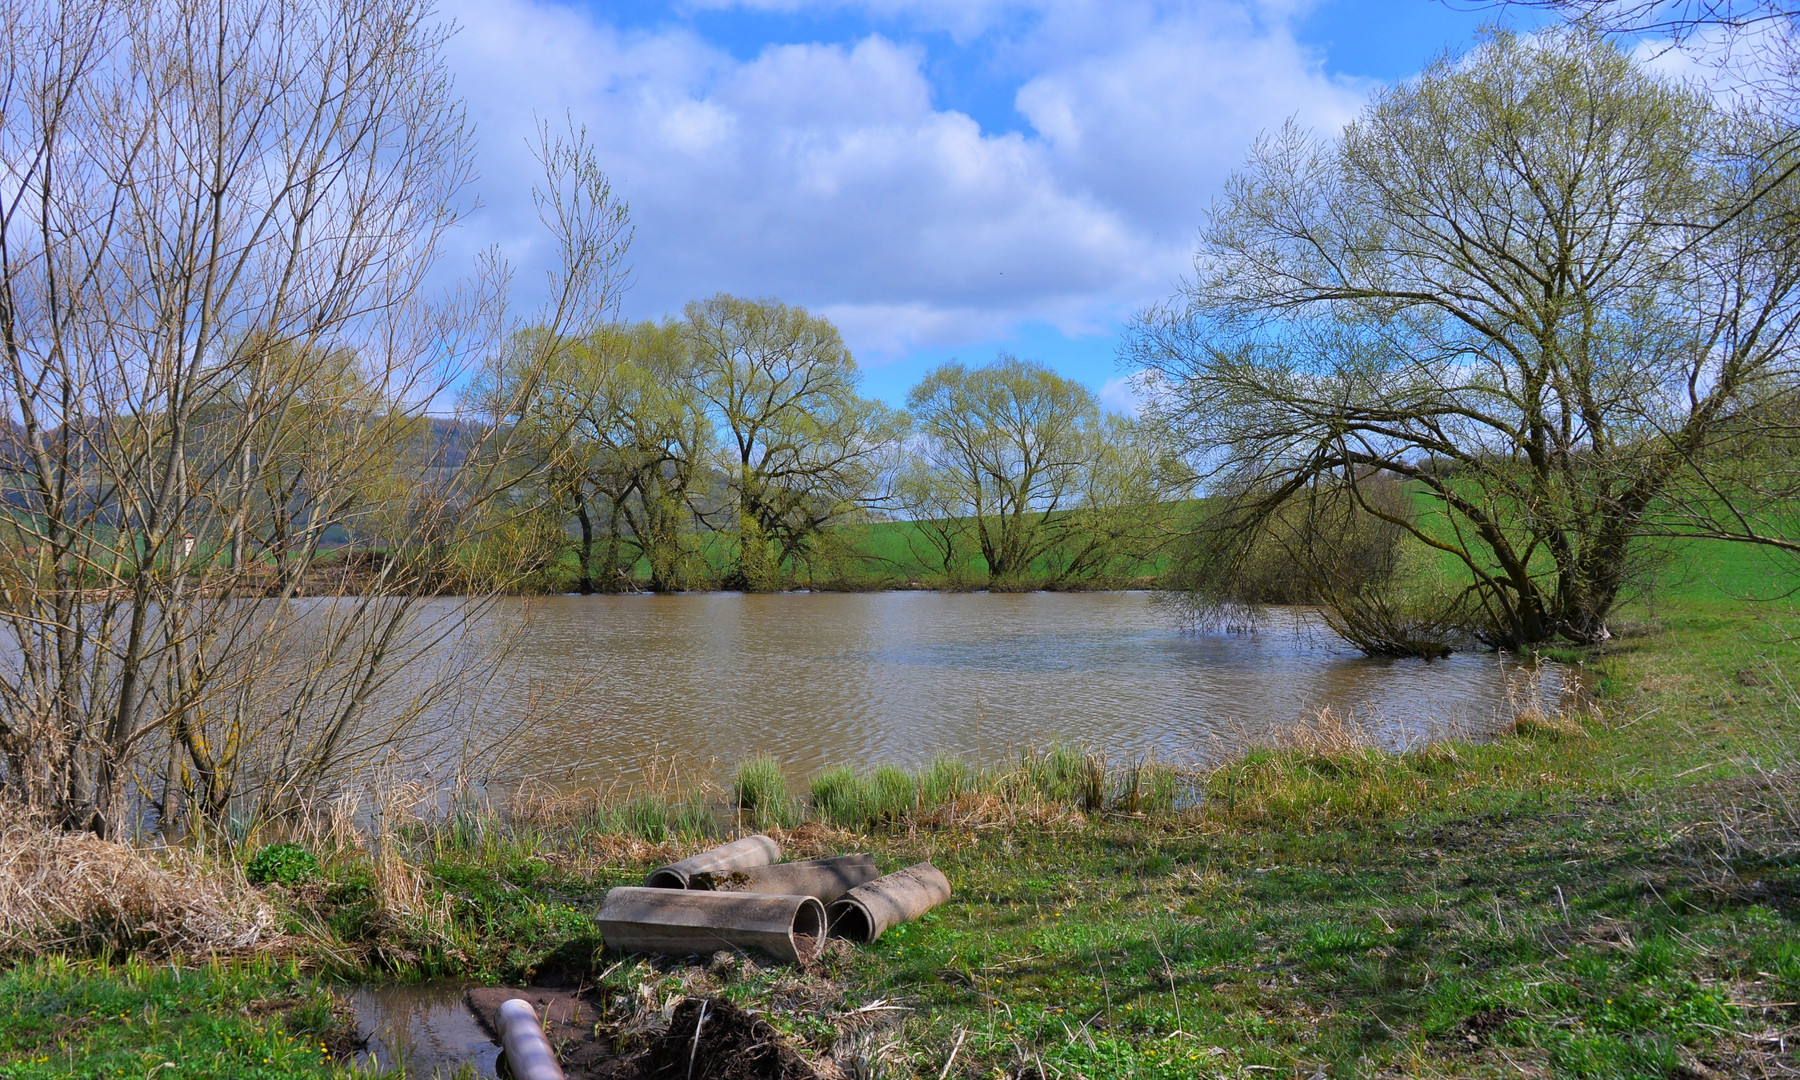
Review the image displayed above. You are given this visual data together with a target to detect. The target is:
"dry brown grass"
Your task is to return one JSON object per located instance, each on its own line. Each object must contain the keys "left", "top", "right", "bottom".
{"left": 0, "top": 809, "right": 274, "bottom": 956}
{"left": 908, "top": 790, "right": 1092, "bottom": 832}
{"left": 1275, "top": 704, "right": 1376, "bottom": 755}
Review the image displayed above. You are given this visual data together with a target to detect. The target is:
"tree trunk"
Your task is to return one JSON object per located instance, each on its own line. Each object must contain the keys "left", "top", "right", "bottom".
{"left": 576, "top": 499, "right": 595, "bottom": 595}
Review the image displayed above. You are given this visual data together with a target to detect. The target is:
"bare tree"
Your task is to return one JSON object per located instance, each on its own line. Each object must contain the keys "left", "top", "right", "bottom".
{"left": 1129, "top": 29, "right": 1800, "bottom": 648}
{"left": 0, "top": 1, "right": 629, "bottom": 835}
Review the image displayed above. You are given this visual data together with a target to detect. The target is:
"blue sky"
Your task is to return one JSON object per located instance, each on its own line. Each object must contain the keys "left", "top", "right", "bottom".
{"left": 439, "top": 0, "right": 1544, "bottom": 409}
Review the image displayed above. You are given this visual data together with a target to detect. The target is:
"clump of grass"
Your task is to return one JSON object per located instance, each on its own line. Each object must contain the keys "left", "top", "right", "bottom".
{"left": 1020, "top": 743, "right": 1106, "bottom": 809}
{"left": 731, "top": 757, "right": 786, "bottom": 813}
{"left": 918, "top": 756, "right": 973, "bottom": 809}
{"left": 808, "top": 763, "right": 923, "bottom": 828}
{"left": 870, "top": 765, "right": 918, "bottom": 821}
{"left": 810, "top": 766, "right": 871, "bottom": 828}
{"left": 1118, "top": 755, "right": 1185, "bottom": 813}
{"left": 1506, "top": 705, "right": 1588, "bottom": 741}
{"left": 1282, "top": 704, "right": 1372, "bottom": 755}
{"left": 731, "top": 757, "right": 802, "bottom": 828}
{"left": 609, "top": 792, "right": 721, "bottom": 842}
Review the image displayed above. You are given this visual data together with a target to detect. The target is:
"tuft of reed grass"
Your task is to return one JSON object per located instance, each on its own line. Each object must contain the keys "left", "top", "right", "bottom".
{"left": 918, "top": 756, "right": 974, "bottom": 808}
{"left": 730, "top": 757, "right": 803, "bottom": 829}
{"left": 809, "top": 766, "right": 869, "bottom": 829}
{"left": 731, "top": 757, "right": 786, "bottom": 813}
{"left": 870, "top": 765, "right": 918, "bottom": 821}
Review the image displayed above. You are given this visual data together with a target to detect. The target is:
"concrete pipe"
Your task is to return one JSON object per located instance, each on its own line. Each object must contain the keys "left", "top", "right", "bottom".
{"left": 690, "top": 854, "right": 880, "bottom": 903}
{"left": 826, "top": 862, "right": 951, "bottom": 944}
{"left": 596, "top": 886, "right": 826, "bottom": 964}
{"left": 644, "top": 834, "right": 781, "bottom": 888}
{"left": 496, "top": 998, "right": 565, "bottom": 1080}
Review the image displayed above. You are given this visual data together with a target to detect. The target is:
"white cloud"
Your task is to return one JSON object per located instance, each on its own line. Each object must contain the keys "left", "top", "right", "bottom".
{"left": 438, "top": 0, "right": 1369, "bottom": 363}
{"left": 1097, "top": 375, "right": 1142, "bottom": 416}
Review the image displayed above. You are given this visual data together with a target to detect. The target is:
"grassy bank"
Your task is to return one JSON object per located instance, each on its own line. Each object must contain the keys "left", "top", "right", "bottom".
{"left": 2, "top": 590, "right": 1797, "bottom": 1078}
{"left": 512, "top": 510, "right": 1185, "bottom": 594}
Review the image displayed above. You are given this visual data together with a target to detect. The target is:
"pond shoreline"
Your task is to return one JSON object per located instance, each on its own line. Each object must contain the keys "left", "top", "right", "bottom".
{"left": 2, "top": 595, "right": 1793, "bottom": 1079}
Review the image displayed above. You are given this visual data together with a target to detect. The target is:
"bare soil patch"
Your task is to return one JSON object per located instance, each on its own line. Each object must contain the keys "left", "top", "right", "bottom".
{"left": 465, "top": 989, "right": 820, "bottom": 1080}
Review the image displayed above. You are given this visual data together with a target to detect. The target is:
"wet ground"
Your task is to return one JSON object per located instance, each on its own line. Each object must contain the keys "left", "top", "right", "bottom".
{"left": 347, "top": 981, "right": 501, "bottom": 1078}
{"left": 349, "top": 978, "right": 825, "bottom": 1079}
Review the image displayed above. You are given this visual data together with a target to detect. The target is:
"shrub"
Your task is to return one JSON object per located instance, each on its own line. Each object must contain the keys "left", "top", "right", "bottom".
{"left": 245, "top": 842, "right": 321, "bottom": 887}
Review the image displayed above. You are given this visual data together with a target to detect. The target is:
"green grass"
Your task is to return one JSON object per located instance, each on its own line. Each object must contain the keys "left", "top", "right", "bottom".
{"left": 731, "top": 757, "right": 804, "bottom": 829}
{"left": 4, "top": 562, "right": 1798, "bottom": 1076}
{"left": 0, "top": 955, "right": 382, "bottom": 1080}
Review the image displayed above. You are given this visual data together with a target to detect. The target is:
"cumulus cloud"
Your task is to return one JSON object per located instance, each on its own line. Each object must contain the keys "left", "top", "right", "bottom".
{"left": 1097, "top": 375, "right": 1143, "bottom": 417}
{"left": 437, "top": 0, "right": 1368, "bottom": 364}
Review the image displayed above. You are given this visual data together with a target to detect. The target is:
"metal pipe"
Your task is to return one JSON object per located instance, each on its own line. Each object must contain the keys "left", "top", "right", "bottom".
{"left": 644, "top": 834, "right": 781, "bottom": 888}
{"left": 596, "top": 886, "right": 826, "bottom": 963}
{"left": 496, "top": 998, "right": 564, "bottom": 1080}
{"left": 689, "top": 854, "right": 880, "bottom": 903}
{"left": 826, "top": 862, "right": 951, "bottom": 944}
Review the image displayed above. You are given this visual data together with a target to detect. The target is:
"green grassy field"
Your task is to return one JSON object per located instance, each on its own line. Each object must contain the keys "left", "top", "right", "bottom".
{"left": 1, "top": 542, "right": 1796, "bottom": 1079}
{"left": 529, "top": 509, "right": 1185, "bottom": 592}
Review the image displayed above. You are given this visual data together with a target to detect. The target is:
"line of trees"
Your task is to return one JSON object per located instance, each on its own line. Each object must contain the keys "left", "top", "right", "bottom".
{"left": 476, "top": 309, "right": 1185, "bottom": 593}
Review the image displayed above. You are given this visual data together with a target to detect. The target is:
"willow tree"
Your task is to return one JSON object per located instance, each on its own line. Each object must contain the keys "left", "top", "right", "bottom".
{"left": 903, "top": 356, "right": 1181, "bottom": 587}
{"left": 1130, "top": 29, "right": 1800, "bottom": 647}
{"left": 685, "top": 295, "right": 897, "bottom": 586}
{"left": 0, "top": 0, "right": 630, "bottom": 834}
{"left": 564, "top": 321, "right": 709, "bottom": 592}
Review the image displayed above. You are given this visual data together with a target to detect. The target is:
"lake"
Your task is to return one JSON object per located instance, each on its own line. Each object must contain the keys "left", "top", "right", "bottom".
{"left": 447, "top": 591, "right": 1565, "bottom": 788}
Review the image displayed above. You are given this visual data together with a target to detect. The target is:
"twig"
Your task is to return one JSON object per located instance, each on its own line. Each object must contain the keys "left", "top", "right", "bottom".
{"left": 687, "top": 999, "right": 709, "bottom": 1080}
{"left": 936, "top": 1027, "right": 966, "bottom": 1080}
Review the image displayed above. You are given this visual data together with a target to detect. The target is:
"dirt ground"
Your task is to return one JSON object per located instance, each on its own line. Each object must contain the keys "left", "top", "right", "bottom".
{"left": 464, "top": 986, "right": 820, "bottom": 1080}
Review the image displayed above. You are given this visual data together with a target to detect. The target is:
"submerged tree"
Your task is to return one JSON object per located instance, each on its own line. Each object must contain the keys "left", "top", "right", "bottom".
{"left": 1131, "top": 28, "right": 1800, "bottom": 648}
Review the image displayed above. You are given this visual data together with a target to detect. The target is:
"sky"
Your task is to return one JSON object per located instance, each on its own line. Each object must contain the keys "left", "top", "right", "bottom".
{"left": 435, "top": 0, "right": 1546, "bottom": 411}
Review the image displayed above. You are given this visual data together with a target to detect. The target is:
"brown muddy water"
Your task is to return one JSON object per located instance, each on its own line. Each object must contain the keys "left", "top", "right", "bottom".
{"left": 348, "top": 982, "right": 499, "bottom": 1077}
{"left": 445, "top": 591, "right": 1567, "bottom": 788}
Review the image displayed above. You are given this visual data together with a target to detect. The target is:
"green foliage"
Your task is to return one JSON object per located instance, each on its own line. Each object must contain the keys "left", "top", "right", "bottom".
{"left": 0, "top": 956, "right": 378, "bottom": 1079}
{"left": 902, "top": 355, "right": 1183, "bottom": 588}
{"left": 730, "top": 757, "right": 802, "bottom": 828}
{"left": 244, "top": 843, "right": 321, "bottom": 887}
{"left": 809, "top": 766, "right": 872, "bottom": 829}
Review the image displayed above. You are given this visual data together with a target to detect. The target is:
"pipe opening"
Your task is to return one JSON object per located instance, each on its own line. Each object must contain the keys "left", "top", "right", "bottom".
{"left": 826, "top": 901, "right": 872, "bottom": 944}
{"left": 794, "top": 898, "right": 824, "bottom": 939}
{"left": 790, "top": 896, "right": 826, "bottom": 960}
{"left": 645, "top": 869, "right": 686, "bottom": 889}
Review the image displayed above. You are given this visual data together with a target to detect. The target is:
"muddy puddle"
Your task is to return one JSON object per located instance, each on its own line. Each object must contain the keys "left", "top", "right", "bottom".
{"left": 346, "top": 979, "right": 834, "bottom": 1080}
{"left": 347, "top": 981, "right": 500, "bottom": 1078}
